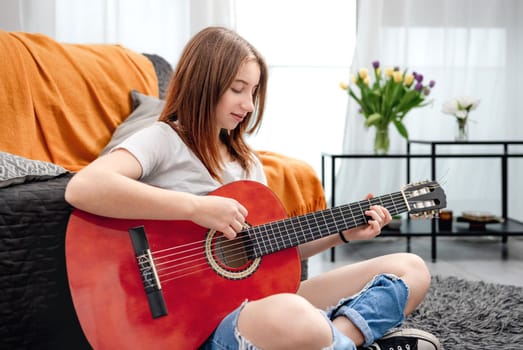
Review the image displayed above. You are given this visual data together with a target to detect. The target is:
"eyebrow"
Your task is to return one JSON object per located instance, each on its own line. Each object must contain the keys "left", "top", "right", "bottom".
{"left": 233, "top": 79, "right": 249, "bottom": 85}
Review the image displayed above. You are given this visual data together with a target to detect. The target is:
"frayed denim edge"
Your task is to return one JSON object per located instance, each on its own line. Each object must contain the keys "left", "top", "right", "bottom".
{"left": 233, "top": 301, "right": 262, "bottom": 350}
{"left": 232, "top": 305, "right": 342, "bottom": 350}
{"left": 326, "top": 273, "right": 410, "bottom": 347}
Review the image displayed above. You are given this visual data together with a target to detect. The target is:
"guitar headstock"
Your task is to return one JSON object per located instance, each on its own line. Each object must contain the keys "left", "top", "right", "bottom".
{"left": 401, "top": 180, "right": 447, "bottom": 219}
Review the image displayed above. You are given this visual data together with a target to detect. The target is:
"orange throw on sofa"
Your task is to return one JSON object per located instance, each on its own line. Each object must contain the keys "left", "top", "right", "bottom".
{"left": 258, "top": 151, "right": 327, "bottom": 216}
{"left": 0, "top": 30, "right": 325, "bottom": 218}
{"left": 0, "top": 30, "right": 158, "bottom": 171}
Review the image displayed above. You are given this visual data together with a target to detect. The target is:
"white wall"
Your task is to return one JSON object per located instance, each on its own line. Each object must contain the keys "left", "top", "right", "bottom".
{"left": 0, "top": 0, "right": 56, "bottom": 34}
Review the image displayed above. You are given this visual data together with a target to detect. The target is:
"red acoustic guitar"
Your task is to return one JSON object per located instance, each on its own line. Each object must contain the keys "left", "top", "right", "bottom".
{"left": 66, "top": 180, "right": 446, "bottom": 349}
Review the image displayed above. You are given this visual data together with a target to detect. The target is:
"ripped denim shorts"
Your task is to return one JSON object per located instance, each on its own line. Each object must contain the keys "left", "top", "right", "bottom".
{"left": 201, "top": 273, "right": 408, "bottom": 350}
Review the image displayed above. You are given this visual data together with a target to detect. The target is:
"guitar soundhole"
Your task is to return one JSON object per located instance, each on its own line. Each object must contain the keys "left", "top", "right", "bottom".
{"left": 214, "top": 234, "right": 249, "bottom": 269}
{"left": 205, "top": 229, "right": 261, "bottom": 280}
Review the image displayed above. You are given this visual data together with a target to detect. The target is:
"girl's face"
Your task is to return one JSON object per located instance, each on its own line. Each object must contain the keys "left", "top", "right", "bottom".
{"left": 215, "top": 60, "right": 260, "bottom": 131}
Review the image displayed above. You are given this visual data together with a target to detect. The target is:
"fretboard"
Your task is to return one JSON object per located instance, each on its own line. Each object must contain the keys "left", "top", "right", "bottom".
{"left": 245, "top": 191, "right": 408, "bottom": 258}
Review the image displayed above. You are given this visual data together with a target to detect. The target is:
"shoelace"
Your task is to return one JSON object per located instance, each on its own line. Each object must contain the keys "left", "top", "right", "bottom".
{"left": 366, "top": 343, "right": 412, "bottom": 350}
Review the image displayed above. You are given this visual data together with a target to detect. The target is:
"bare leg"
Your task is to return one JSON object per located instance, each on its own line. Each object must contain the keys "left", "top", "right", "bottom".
{"left": 297, "top": 252, "right": 431, "bottom": 345}
{"left": 237, "top": 293, "right": 334, "bottom": 350}
{"left": 298, "top": 252, "right": 430, "bottom": 313}
{"left": 233, "top": 253, "right": 430, "bottom": 349}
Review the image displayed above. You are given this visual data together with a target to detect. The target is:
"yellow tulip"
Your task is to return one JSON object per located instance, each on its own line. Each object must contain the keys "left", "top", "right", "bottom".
{"left": 393, "top": 71, "right": 403, "bottom": 83}
{"left": 363, "top": 76, "right": 370, "bottom": 85}
{"left": 376, "top": 67, "right": 382, "bottom": 76}
{"left": 384, "top": 67, "right": 393, "bottom": 78}
{"left": 351, "top": 75, "right": 357, "bottom": 83}
{"left": 404, "top": 74, "right": 414, "bottom": 86}
{"left": 340, "top": 82, "right": 348, "bottom": 90}
{"left": 359, "top": 68, "right": 368, "bottom": 79}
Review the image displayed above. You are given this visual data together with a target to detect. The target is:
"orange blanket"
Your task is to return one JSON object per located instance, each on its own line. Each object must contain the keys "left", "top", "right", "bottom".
{"left": 258, "top": 151, "right": 326, "bottom": 216}
{"left": 0, "top": 30, "right": 158, "bottom": 171}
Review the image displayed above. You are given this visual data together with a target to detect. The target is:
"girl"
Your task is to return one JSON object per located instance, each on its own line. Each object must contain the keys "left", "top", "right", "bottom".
{"left": 65, "top": 26, "right": 440, "bottom": 350}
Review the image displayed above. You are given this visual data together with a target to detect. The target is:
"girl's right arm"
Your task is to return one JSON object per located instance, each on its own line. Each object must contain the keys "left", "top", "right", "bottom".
{"left": 65, "top": 149, "right": 247, "bottom": 239}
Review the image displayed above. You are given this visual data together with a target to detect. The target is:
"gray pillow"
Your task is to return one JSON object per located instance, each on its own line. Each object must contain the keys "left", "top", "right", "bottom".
{"left": 100, "top": 90, "right": 166, "bottom": 156}
{"left": 0, "top": 152, "right": 68, "bottom": 188}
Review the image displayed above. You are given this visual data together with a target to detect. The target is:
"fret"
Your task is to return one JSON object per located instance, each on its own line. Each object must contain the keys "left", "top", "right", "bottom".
{"left": 391, "top": 193, "right": 400, "bottom": 215}
{"left": 304, "top": 215, "right": 319, "bottom": 242}
{"left": 260, "top": 223, "right": 271, "bottom": 256}
{"left": 292, "top": 215, "right": 311, "bottom": 244}
{"left": 312, "top": 213, "right": 326, "bottom": 237}
{"left": 344, "top": 203, "right": 358, "bottom": 227}
{"left": 335, "top": 205, "right": 351, "bottom": 230}
{"left": 325, "top": 209, "right": 339, "bottom": 234}
{"left": 289, "top": 218, "right": 301, "bottom": 247}
{"left": 251, "top": 225, "right": 264, "bottom": 257}
{"left": 276, "top": 220, "right": 290, "bottom": 251}
{"left": 357, "top": 200, "right": 368, "bottom": 224}
{"left": 270, "top": 223, "right": 280, "bottom": 255}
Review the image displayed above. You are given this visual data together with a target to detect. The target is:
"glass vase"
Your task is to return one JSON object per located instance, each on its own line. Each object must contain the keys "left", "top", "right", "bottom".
{"left": 455, "top": 118, "right": 469, "bottom": 141}
{"left": 374, "top": 125, "right": 390, "bottom": 154}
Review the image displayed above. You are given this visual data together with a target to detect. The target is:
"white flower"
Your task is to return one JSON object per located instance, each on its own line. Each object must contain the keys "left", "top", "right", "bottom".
{"left": 457, "top": 96, "right": 480, "bottom": 111}
{"left": 454, "top": 110, "right": 468, "bottom": 119}
{"left": 442, "top": 96, "right": 480, "bottom": 118}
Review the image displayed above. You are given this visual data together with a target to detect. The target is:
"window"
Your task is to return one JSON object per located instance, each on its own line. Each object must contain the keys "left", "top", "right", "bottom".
{"left": 235, "top": 0, "right": 357, "bottom": 174}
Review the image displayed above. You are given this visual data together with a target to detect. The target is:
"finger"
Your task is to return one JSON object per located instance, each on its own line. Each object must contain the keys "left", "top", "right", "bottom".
{"left": 383, "top": 208, "right": 392, "bottom": 223}
{"left": 231, "top": 220, "right": 244, "bottom": 233}
{"left": 372, "top": 221, "right": 382, "bottom": 236}
{"left": 372, "top": 205, "right": 390, "bottom": 222}
{"left": 238, "top": 203, "right": 248, "bottom": 218}
{"left": 222, "top": 226, "right": 237, "bottom": 240}
{"left": 366, "top": 207, "right": 389, "bottom": 228}
{"left": 366, "top": 206, "right": 385, "bottom": 223}
{"left": 362, "top": 219, "right": 381, "bottom": 237}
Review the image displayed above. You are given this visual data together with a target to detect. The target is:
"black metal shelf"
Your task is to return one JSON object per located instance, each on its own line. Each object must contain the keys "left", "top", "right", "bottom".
{"left": 381, "top": 218, "right": 523, "bottom": 259}
{"left": 321, "top": 140, "right": 523, "bottom": 262}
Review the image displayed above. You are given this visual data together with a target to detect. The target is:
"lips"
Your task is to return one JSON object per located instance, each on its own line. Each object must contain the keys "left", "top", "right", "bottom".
{"left": 231, "top": 113, "right": 245, "bottom": 123}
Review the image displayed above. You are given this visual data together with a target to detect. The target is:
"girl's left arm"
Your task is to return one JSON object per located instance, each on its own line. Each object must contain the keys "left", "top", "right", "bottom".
{"left": 298, "top": 204, "right": 391, "bottom": 259}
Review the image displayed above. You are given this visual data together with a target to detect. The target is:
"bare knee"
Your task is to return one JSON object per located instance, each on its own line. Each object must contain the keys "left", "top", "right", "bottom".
{"left": 238, "top": 293, "right": 332, "bottom": 349}
{"left": 396, "top": 253, "right": 431, "bottom": 313}
{"left": 401, "top": 253, "right": 431, "bottom": 287}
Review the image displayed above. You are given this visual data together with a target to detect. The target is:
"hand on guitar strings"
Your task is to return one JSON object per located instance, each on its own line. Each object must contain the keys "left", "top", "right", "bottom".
{"left": 340, "top": 193, "right": 392, "bottom": 242}
{"left": 190, "top": 195, "right": 248, "bottom": 240}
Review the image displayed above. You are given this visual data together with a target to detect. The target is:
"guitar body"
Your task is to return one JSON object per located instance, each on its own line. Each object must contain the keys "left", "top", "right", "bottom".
{"left": 66, "top": 181, "right": 301, "bottom": 349}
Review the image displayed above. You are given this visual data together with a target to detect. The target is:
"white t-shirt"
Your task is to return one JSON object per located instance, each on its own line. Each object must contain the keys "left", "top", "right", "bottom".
{"left": 116, "top": 122, "right": 267, "bottom": 195}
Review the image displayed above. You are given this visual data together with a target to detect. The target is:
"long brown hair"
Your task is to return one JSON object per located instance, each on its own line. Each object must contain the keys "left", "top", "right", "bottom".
{"left": 159, "top": 27, "right": 268, "bottom": 181}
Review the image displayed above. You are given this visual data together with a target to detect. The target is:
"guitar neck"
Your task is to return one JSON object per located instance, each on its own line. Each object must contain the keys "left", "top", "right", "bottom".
{"left": 244, "top": 191, "right": 407, "bottom": 258}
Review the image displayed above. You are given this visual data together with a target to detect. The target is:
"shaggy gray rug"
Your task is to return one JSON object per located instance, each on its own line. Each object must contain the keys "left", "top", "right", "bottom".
{"left": 401, "top": 275, "right": 523, "bottom": 350}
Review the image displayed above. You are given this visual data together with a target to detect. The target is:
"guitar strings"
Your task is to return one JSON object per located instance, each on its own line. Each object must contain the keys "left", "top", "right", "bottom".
{"left": 152, "top": 190, "right": 407, "bottom": 259}
{"left": 152, "top": 191, "right": 408, "bottom": 266}
{"left": 149, "top": 192, "right": 415, "bottom": 284}
{"left": 153, "top": 193, "right": 411, "bottom": 279}
{"left": 145, "top": 183, "right": 442, "bottom": 285}
{"left": 155, "top": 197, "right": 411, "bottom": 285}
{"left": 156, "top": 206, "right": 421, "bottom": 284}
{"left": 153, "top": 193, "right": 414, "bottom": 281}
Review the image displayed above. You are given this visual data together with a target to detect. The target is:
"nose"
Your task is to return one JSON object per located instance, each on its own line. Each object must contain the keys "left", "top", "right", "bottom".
{"left": 241, "top": 93, "right": 255, "bottom": 113}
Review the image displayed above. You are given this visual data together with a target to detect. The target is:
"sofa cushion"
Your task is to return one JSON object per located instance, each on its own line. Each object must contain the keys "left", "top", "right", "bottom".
{"left": 142, "top": 53, "right": 173, "bottom": 100}
{"left": 0, "top": 152, "right": 69, "bottom": 188}
{"left": 100, "top": 90, "right": 166, "bottom": 156}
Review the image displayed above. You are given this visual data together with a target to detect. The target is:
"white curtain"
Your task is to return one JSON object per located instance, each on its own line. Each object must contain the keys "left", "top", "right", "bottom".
{"left": 336, "top": 0, "right": 523, "bottom": 221}
{"left": 1, "top": 0, "right": 236, "bottom": 65}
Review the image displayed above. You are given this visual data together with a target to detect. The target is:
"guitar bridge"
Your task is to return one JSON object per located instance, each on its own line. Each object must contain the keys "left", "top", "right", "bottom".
{"left": 129, "top": 226, "right": 168, "bottom": 319}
